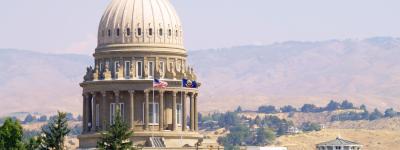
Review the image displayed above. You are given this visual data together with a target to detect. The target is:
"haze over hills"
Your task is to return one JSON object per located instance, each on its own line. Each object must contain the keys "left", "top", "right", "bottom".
{"left": 1, "top": 37, "right": 400, "bottom": 116}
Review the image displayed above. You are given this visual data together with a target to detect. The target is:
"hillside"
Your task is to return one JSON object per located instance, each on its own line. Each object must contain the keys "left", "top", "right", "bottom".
{"left": 276, "top": 129, "right": 400, "bottom": 150}
{"left": 1, "top": 37, "right": 400, "bottom": 115}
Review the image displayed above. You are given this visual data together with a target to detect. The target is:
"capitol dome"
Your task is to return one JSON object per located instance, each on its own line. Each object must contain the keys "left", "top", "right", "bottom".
{"left": 97, "top": 0, "right": 184, "bottom": 51}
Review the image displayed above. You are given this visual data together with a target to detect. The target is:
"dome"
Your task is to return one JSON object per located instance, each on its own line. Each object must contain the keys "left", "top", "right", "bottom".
{"left": 97, "top": 0, "right": 184, "bottom": 51}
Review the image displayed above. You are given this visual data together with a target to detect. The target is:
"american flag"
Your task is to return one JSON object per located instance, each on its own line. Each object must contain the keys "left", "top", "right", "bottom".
{"left": 153, "top": 79, "right": 168, "bottom": 88}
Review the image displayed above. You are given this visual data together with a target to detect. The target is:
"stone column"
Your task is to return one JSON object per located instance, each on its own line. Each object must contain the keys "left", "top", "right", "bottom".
{"left": 144, "top": 90, "right": 150, "bottom": 130}
{"left": 129, "top": 90, "right": 135, "bottom": 129}
{"left": 182, "top": 91, "right": 187, "bottom": 131}
{"left": 194, "top": 93, "right": 199, "bottom": 131}
{"left": 82, "top": 93, "right": 88, "bottom": 133}
{"left": 91, "top": 92, "right": 97, "bottom": 132}
{"left": 101, "top": 91, "right": 107, "bottom": 130}
{"left": 159, "top": 90, "right": 165, "bottom": 131}
{"left": 190, "top": 92, "right": 195, "bottom": 131}
{"left": 172, "top": 91, "right": 177, "bottom": 131}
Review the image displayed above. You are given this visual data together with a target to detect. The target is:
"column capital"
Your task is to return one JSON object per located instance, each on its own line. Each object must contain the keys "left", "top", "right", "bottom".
{"left": 129, "top": 90, "right": 135, "bottom": 95}
{"left": 172, "top": 90, "right": 178, "bottom": 95}
{"left": 159, "top": 90, "right": 165, "bottom": 95}
{"left": 113, "top": 90, "right": 120, "bottom": 96}
{"left": 83, "top": 93, "right": 89, "bottom": 98}
{"left": 101, "top": 91, "right": 107, "bottom": 97}
{"left": 144, "top": 89, "right": 151, "bottom": 94}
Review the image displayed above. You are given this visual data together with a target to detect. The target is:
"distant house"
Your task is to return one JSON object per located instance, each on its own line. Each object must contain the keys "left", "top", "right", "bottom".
{"left": 316, "top": 137, "right": 362, "bottom": 150}
{"left": 286, "top": 126, "right": 300, "bottom": 134}
{"left": 247, "top": 146, "right": 288, "bottom": 150}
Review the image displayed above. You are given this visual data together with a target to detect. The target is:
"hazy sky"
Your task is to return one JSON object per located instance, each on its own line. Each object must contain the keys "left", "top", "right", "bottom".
{"left": 1, "top": 0, "right": 400, "bottom": 54}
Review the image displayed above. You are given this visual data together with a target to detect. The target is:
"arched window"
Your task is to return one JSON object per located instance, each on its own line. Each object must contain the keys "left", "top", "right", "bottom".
{"left": 116, "top": 28, "right": 120, "bottom": 36}
{"left": 175, "top": 30, "right": 178, "bottom": 37}
{"left": 108, "top": 29, "right": 111, "bottom": 37}
{"left": 168, "top": 29, "right": 172, "bottom": 36}
{"left": 159, "top": 29, "right": 163, "bottom": 36}
{"left": 137, "top": 28, "right": 142, "bottom": 36}
{"left": 149, "top": 28, "right": 153, "bottom": 36}
{"left": 127, "top": 28, "right": 131, "bottom": 36}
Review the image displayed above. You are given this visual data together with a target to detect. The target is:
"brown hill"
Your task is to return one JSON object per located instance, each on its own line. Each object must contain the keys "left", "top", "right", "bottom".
{"left": 1, "top": 37, "right": 400, "bottom": 115}
{"left": 276, "top": 129, "right": 400, "bottom": 150}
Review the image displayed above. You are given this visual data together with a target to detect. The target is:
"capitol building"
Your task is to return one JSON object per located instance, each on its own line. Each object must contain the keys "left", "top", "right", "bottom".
{"left": 78, "top": 0, "right": 217, "bottom": 149}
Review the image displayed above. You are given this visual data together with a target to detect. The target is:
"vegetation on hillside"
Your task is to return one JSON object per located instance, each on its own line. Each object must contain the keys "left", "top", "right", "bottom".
{"left": 0, "top": 111, "right": 72, "bottom": 150}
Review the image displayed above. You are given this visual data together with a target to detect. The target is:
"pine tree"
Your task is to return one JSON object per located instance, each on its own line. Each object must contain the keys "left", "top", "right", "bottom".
{"left": 0, "top": 118, "right": 25, "bottom": 149}
{"left": 41, "top": 111, "right": 70, "bottom": 150}
{"left": 97, "top": 108, "right": 134, "bottom": 150}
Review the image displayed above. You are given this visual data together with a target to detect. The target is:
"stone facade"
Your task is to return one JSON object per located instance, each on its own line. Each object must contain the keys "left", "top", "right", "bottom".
{"left": 78, "top": 0, "right": 216, "bottom": 149}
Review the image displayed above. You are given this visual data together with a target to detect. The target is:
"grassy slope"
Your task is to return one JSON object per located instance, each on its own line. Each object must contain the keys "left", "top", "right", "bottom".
{"left": 276, "top": 129, "right": 400, "bottom": 150}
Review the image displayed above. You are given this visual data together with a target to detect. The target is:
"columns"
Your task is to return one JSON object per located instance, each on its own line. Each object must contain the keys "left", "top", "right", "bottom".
{"left": 159, "top": 90, "right": 165, "bottom": 131}
{"left": 82, "top": 93, "right": 89, "bottom": 133}
{"left": 190, "top": 93, "right": 195, "bottom": 131}
{"left": 194, "top": 93, "right": 199, "bottom": 131}
{"left": 129, "top": 90, "right": 135, "bottom": 129}
{"left": 172, "top": 91, "right": 177, "bottom": 131}
{"left": 182, "top": 91, "right": 187, "bottom": 131}
{"left": 144, "top": 90, "right": 150, "bottom": 130}
{"left": 101, "top": 91, "right": 107, "bottom": 130}
{"left": 91, "top": 92, "right": 97, "bottom": 132}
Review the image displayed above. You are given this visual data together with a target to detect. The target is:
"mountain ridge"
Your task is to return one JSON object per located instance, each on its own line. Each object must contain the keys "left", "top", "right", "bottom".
{"left": 0, "top": 37, "right": 399, "bottom": 115}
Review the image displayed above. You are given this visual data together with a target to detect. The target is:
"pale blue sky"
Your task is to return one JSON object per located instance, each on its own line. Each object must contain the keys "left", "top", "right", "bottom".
{"left": 1, "top": 0, "right": 399, "bottom": 54}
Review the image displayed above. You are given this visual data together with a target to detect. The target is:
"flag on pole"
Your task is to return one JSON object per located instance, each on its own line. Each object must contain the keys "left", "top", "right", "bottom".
{"left": 153, "top": 79, "right": 168, "bottom": 88}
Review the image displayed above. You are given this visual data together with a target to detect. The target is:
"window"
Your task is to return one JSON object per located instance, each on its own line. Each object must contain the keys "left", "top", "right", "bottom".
{"left": 108, "top": 29, "right": 111, "bottom": 37}
{"left": 116, "top": 28, "right": 120, "bottom": 36}
{"left": 110, "top": 103, "right": 115, "bottom": 124}
{"left": 149, "top": 28, "right": 153, "bottom": 36}
{"left": 110, "top": 103, "right": 125, "bottom": 124}
{"left": 119, "top": 103, "right": 125, "bottom": 120}
{"left": 137, "top": 28, "right": 142, "bottom": 36}
{"left": 176, "top": 30, "right": 178, "bottom": 37}
{"left": 96, "top": 104, "right": 100, "bottom": 127}
{"left": 114, "top": 61, "right": 120, "bottom": 77}
{"left": 105, "top": 61, "right": 110, "bottom": 71}
{"left": 335, "top": 146, "right": 341, "bottom": 150}
{"left": 124, "top": 61, "right": 131, "bottom": 79}
{"left": 99, "top": 62, "right": 104, "bottom": 72}
{"left": 136, "top": 61, "right": 143, "bottom": 78}
{"left": 127, "top": 28, "right": 131, "bottom": 36}
{"left": 143, "top": 102, "right": 159, "bottom": 125}
{"left": 148, "top": 61, "right": 155, "bottom": 78}
{"left": 159, "top": 29, "right": 163, "bottom": 36}
{"left": 159, "top": 61, "right": 165, "bottom": 78}
{"left": 168, "top": 29, "right": 172, "bottom": 36}
{"left": 177, "top": 104, "right": 182, "bottom": 125}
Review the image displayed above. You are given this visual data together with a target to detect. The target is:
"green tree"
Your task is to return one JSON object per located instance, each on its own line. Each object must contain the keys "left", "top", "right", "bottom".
{"left": 218, "top": 112, "right": 240, "bottom": 128}
{"left": 255, "top": 128, "right": 276, "bottom": 146}
{"left": 369, "top": 108, "right": 383, "bottom": 120}
{"left": 235, "top": 106, "right": 243, "bottom": 113}
{"left": 384, "top": 108, "right": 397, "bottom": 118}
{"left": 23, "top": 114, "right": 36, "bottom": 124}
{"left": 341, "top": 100, "right": 354, "bottom": 109}
{"left": 218, "top": 124, "right": 250, "bottom": 149}
{"left": 0, "top": 118, "right": 26, "bottom": 149}
{"left": 258, "top": 105, "right": 278, "bottom": 114}
{"left": 301, "top": 122, "right": 321, "bottom": 132}
{"left": 41, "top": 111, "right": 71, "bottom": 150}
{"left": 97, "top": 109, "right": 134, "bottom": 150}
{"left": 281, "top": 105, "right": 297, "bottom": 113}
{"left": 325, "top": 100, "right": 341, "bottom": 111}
{"left": 25, "top": 136, "right": 42, "bottom": 150}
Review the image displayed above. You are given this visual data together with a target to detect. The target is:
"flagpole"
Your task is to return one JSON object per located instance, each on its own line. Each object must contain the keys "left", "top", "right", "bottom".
{"left": 152, "top": 80, "right": 156, "bottom": 144}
